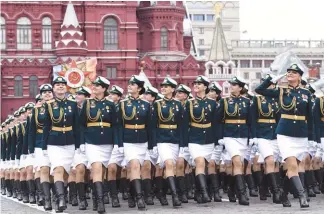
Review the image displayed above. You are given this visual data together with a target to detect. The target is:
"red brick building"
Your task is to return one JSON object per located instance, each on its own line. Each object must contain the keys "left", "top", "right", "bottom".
{"left": 0, "top": 1, "right": 204, "bottom": 121}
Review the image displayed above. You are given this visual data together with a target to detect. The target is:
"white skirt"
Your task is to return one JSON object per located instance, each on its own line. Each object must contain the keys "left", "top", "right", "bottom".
{"left": 211, "top": 145, "right": 224, "bottom": 164}
{"left": 189, "top": 143, "right": 214, "bottom": 162}
{"left": 85, "top": 144, "right": 113, "bottom": 168}
{"left": 221, "top": 149, "right": 232, "bottom": 164}
{"left": 108, "top": 146, "right": 127, "bottom": 168}
{"left": 35, "top": 148, "right": 51, "bottom": 171}
{"left": 144, "top": 150, "right": 159, "bottom": 166}
{"left": 224, "top": 137, "right": 248, "bottom": 161}
{"left": 277, "top": 134, "right": 307, "bottom": 161}
{"left": 257, "top": 139, "right": 280, "bottom": 162}
{"left": 178, "top": 147, "right": 191, "bottom": 164}
{"left": 24, "top": 154, "right": 35, "bottom": 169}
{"left": 124, "top": 142, "right": 147, "bottom": 166}
{"left": 157, "top": 143, "right": 179, "bottom": 168}
{"left": 72, "top": 152, "right": 88, "bottom": 169}
{"left": 19, "top": 155, "right": 28, "bottom": 169}
{"left": 48, "top": 145, "right": 75, "bottom": 175}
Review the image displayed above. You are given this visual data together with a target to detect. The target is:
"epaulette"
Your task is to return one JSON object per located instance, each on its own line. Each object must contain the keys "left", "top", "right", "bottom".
{"left": 278, "top": 85, "right": 288, "bottom": 89}
{"left": 155, "top": 99, "right": 163, "bottom": 103}
{"left": 241, "top": 96, "right": 250, "bottom": 100}
{"left": 299, "top": 87, "right": 310, "bottom": 92}
{"left": 139, "top": 98, "right": 149, "bottom": 103}
{"left": 46, "top": 99, "right": 55, "bottom": 104}
{"left": 67, "top": 98, "right": 76, "bottom": 102}
{"left": 188, "top": 98, "right": 195, "bottom": 101}
{"left": 120, "top": 98, "right": 129, "bottom": 103}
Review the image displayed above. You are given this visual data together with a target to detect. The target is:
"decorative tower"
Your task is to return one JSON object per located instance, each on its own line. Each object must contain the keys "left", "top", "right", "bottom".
{"left": 205, "top": 3, "right": 236, "bottom": 95}
{"left": 55, "top": 1, "right": 88, "bottom": 57}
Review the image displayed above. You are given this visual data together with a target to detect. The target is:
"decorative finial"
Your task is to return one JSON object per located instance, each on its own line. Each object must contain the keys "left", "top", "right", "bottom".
{"left": 215, "top": 2, "right": 224, "bottom": 17}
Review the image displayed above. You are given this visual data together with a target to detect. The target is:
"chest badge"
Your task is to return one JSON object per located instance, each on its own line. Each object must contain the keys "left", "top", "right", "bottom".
{"left": 40, "top": 107, "right": 45, "bottom": 114}
{"left": 52, "top": 102, "right": 58, "bottom": 109}
{"left": 243, "top": 102, "right": 246, "bottom": 108}
{"left": 90, "top": 100, "right": 96, "bottom": 108}
{"left": 286, "top": 88, "right": 291, "bottom": 96}
{"left": 208, "top": 104, "right": 211, "bottom": 111}
{"left": 127, "top": 100, "right": 132, "bottom": 107}
{"left": 68, "top": 106, "right": 72, "bottom": 112}
{"left": 193, "top": 100, "right": 199, "bottom": 108}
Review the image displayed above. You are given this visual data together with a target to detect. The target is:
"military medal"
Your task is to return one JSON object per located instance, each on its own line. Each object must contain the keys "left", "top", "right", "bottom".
{"left": 53, "top": 102, "right": 58, "bottom": 109}
{"left": 193, "top": 100, "right": 198, "bottom": 108}
{"left": 243, "top": 102, "right": 246, "bottom": 108}
{"left": 208, "top": 104, "right": 211, "bottom": 111}
{"left": 40, "top": 107, "right": 45, "bottom": 114}
{"left": 90, "top": 100, "right": 96, "bottom": 108}
{"left": 175, "top": 105, "right": 179, "bottom": 111}
{"left": 286, "top": 88, "right": 291, "bottom": 96}
{"left": 127, "top": 100, "right": 132, "bottom": 106}
{"left": 68, "top": 106, "right": 72, "bottom": 112}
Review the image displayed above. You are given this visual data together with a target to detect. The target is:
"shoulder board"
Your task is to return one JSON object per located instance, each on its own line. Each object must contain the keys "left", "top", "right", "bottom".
{"left": 278, "top": 85, "right": 288, "bottom": 89}
{"left": 46, "top": 99, "right": 55, "bottom": 104}
{"left": 241, "top": 96, "right": 250, "bottom": 100}
{"left": 67, "top": 98, "right": 76, "bottom": 102}
{"left": 155, "top": 99, "right": 163, "bottom": 103}
{"left": 299, "top": 87, "right": 310, "bottom": 92}
{"left": 139, "top": 98, "right": 149, "bottom": 103}
{"left": 188, "top": 98, "right": 195, "bottom": 101}
{"left": 207, "top": 97, "right": 215, "bottom": 101}
{"left": 120, "top": 98, "right": 129, "bottom": 103}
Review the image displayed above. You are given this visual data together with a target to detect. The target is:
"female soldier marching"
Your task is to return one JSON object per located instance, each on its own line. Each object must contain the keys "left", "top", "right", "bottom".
{"left": 79, "top": 76, "right": 117, "bottom": 214}
{"left": 42, "top": 77, "right": 80, "bottom": 212}
{"left": 151, "top": 77, "right": 182, "bottom": 207}
{"left": 117, "top": 75, "right": 151, "bottom": 210}
{"left": 255, "top": 64, "right": 311, "bottom": 208}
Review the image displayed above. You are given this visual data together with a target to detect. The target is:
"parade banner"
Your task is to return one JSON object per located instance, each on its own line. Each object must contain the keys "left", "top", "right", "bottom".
{"left": 53, "top": 58, "right": 97, "bottom": 94}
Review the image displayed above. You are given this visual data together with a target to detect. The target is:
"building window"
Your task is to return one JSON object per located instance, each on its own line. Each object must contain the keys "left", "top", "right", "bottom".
{"left": 193, "top": 14, "right": 205, "bottom": 21}
{"left": 106, "top": 67, "right": 117, "bottom": 79}
{"left": 252, "top": 60, "right": 262, "bottom": 68}
{"left": 240, "top": 60, "right": 250, "bottom": 68}
{"left": 176, "top": 68, "right": 179, "bottom": 75}
{"left": 206, "top": 14, "right": 214, "bottom": 21}
{"left": 228, "top": 66, "right": 232, "bottom": 74}
{"left": 312, "top": 60, "right": 322, "bottom": 67}
{"left": 208, "top": 66, "right": 213, "bottom": 74}
{"left": 256, "top": 72, "right": 261, "bottom": 79}
{"left": 199, "top": 39, "right": 204, "bottom": 45}
{"left": 157, "top": 68, "right": 161, "bottom": 75}
{"left": 1, "top": 16, "right": 5, "bottom": 50}
{"left": 243, "top": 72, "right": 249, "bottom": 80}
{"left": 29, "top": 76, "right": 38, "bottom": 97}
{"left": 199, "top": 27, "right": 204, "bottom": 34}
{"left": 302, "top": 60, "right": 310, "bottom": 66}
{"left": 160, "top": 27, "right": 168, "bottom": 51}
{"left": 104, "top": 18, "right": 118, "bottom": 50}
{"left": 199, "top": 49, "right": 205, "bottom": 56}
{"left": 14, "top": 75, "right": 23, "bottom": 96}
{"left": 42, "top": 17, "right": 52, "bottom": 50}
{"left": 17, "top": 17, "right": 32, "bottom": 50}
{"left": 218, "top": 65, "right": 224, "bottom": 74}
{"left": 264, "top": 60, "right": 273, "bottom": 68}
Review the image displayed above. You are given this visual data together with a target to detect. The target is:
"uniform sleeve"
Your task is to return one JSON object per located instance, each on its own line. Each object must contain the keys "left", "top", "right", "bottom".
{"left": 110, "top": 102, "right": 119, "bottom": 146}
{"left": 6, "top": 133, "right": 11, "bottom": 161}
{"left": 10, "top": 128, "right": 17, "bottom": 161}
{"left": 22, "top": 119, "right": 29, "bottom": 155}
{"left": 314, "top": 98, "right": 321, "bottom": 143}
{"left": 255, "top": 77, "right": 280, "bottom": 98}
{"left": 146, "top": 102, "right": 153, "bottom": 150}
{"left": 250, "top": 96, "right": 257, "bottom": 139}
{"left": 212, "top": 101, "right": 220, "bottom": 145}
{"left": 16, "top": 124, "right": 23, "bottom": 160}
{"left": 28, "top": 109, "right": 36, "bottom": 154}
{"left": 215, "top": 98, "right": 225, "bottom": 140}
{"left": 178, "top": 102, "right": 185, "bottom": 148}
{"left": 306, "top": 92, "right": 314, "bottom": 141}
{"left": 42, "top": 103, "right": 52, "bottom": 150}
{"left": 117, "top": 102, "right": 124, "bottom": 148}
{"left": 79, "top": 100, "right": 87, "bottom": 146}
{"left": 150, "top": 102, "right": 158, "bottom": 149}
{"left": 73, "top": 102, "right": 81, "bottom": 149}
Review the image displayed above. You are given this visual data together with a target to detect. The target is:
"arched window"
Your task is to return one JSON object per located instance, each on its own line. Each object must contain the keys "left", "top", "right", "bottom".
{"left": 218, "top": 64, "right": 224, "bottom": 74}
{"left": 160, "top": 27, "right": 168, "bottom": 51}
{"left": 0, "top": 16, "right": 5, "bottom": 50}
{"left": 14, "top": 76, "right": 23, "bottom": 96}
{"left": 17, "top": 17, "right": 31, "bottom": 50}
{"left": 228, "top": 65, "right": 232, "bottom": 74}
{"left": 103, "top": 18, "right": 118, "bottom": 50}
{"left": 42, "top": 17, "right": 52, "bottom": 50}
{"left": 29, "top": 76, "right": 38, "bottom": 97}
{"left": 208, "top": 65, "right": 213, "bottom": 74}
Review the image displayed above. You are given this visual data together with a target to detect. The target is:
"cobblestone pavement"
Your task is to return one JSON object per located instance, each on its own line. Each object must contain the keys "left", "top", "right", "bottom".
{"left": 1, "top": 193, "right": 324, "bottom": 214}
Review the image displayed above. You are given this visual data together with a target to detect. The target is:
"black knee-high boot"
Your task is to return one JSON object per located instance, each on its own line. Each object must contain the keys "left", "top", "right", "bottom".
{"left": 142, "top": 179, "right": 154, "bottom": 205}
{"left": 267, "top": 173, "right": 281, "bottom": 204}
{"left": 68, "top": 182, "right": 78, "bottom": 206}
{"left": 109, "top": 180, "right": 121, "bottom": 207}
{"left": 245, "top": 174, "right": 258, "bottom": 197}
{"left": 208, "top": 174, "right": 222, "bottom": 202}
{"left": 299, "top": 172, "right": 309, "bottom": 202}
{"left": 27, "top": 180, "right": 36, "bottom": 203}
{"left": 254, "top": 171, "right": 267, "bottom": 200}
{"left": 314, "top": 169, "right": 322, "bottom": 194}
{"left": 235, "top": 175, "right": 249, "bottom": 205}
{"left": 167, "top": 176, "right": 181, "bottom": 207}
{"left": 17, "top": 180, "right": 23, "bottom": 201}
{"left": 11, "top": 179, "right": 17, "bottom": 198}
{"left": 127, "top": 179, "right": 136, "bottom": 208}
{"left": 280, "top": 175, "right": 291, "bottom": 207}
{"left": 21, "top": 181, "right": 29, "bottom": 203}
{"left": 55, "top": 181, "right": 67, "bottom": 211}
{"left": 77, "top": 182, "right": 87, "bottom": 210}
{"left": 155, "top": 176, "right": 168, "bottom": 206}
{"left": 227, "top": 175, "right": 236, "bottom": 202}
{"left": 35, "top": 178, "right": 44, "bottom": 206}
{"left": 290, "top": 176, "right": 309, "bottom": 208}
{"left": 1, "top": 178, "right": 6, "bottom": 195}
{"left": 185, "top": 173, "right": 194, "bottom": 199}
{"left": 305, "top": 171, "right": 316, "bottom": 197}
{"left": 132, "top": 179, "right": 146, "bottom": 210}
{"left": 42, "top": 182, "right": 52, "bottom": 211}
{"left": 176, "top": 176, "right": 188, "bottom": 203}
{"left": 6, "top": 179, "right": 12, "bottom": 197}
{"left": 103, "top": 179, "right": 109, "bottom": 204}
{"left": 119, "top": 177, "right": 128, "bottom": 200}
{"left": 196, "top": 174, "right": 210, "bottom": 203}
{"left": 94, "top": 182, "right": 105, "bottom": 214}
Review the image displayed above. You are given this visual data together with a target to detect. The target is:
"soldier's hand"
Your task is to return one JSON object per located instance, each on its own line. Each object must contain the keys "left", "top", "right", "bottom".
{"left": 80, "top": 144, "right": 86, "bottom": 153}
{"left": 75, "top": 148, "right": 81, "bottom": 154}
{"left": 43, "top": 150, "right": 48, "bottom": 156}
{"left": 153, "top": 146, "right": 158, "bottom": 155}
{"left": 218, "top": 139, "right": 224, "bottom": 145}
{"left": 271, "top": 74, "right": 286, "bottom": 83}
{"left": 118, "top": 147, "right": 124, "bottom": 154}
{"left": 179, "top": 147, "right": 185, "bottom": 154}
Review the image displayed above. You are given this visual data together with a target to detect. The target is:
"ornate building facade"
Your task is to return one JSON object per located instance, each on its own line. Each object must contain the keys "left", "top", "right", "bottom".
{"left": 0, "top": 1, "right": 204, "bottom": 120}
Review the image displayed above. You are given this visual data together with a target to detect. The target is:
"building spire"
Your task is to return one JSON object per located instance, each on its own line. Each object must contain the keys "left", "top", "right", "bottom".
{"left": 62, "top": 1, "right": 79, "bottom": 28}
{"left": 208, "top": 3, "right": 230, "bottom": 62}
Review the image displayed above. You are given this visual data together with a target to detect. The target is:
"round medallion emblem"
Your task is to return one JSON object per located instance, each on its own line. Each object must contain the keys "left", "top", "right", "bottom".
{"left": 65, "top": 67, "right": 85, "bottom": 88}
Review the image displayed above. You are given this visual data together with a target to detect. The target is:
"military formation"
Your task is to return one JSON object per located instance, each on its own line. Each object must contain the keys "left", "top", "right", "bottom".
{"left": 1, "top": 63, "right": 324, "bottom": 213}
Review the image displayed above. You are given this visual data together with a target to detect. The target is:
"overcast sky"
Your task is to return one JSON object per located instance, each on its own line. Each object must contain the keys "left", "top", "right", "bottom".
{"left": 239, "top": 0, "right": 324, "bottom": 40}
